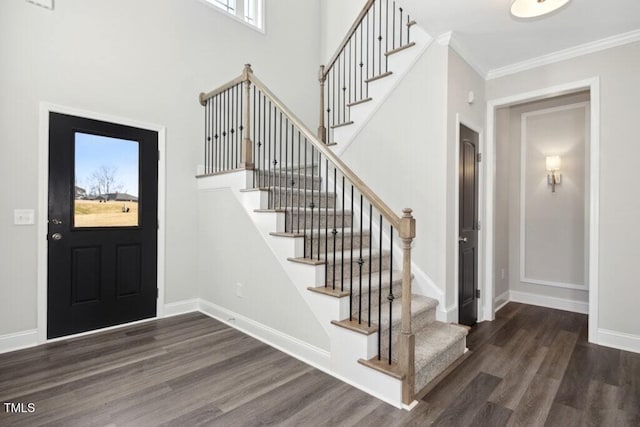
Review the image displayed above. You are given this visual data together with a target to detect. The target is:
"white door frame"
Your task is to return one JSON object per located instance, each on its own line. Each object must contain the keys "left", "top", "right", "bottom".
{"left": 37, "top": 102, "right": 167, "bottom": 344}
{"left": 483, "top": 78, "right": 600, "bottom": 344}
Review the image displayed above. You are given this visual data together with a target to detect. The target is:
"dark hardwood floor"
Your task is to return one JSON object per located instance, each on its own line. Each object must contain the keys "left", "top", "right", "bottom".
{"left": 0, "top": 304, "right": 638, "bottom": 426}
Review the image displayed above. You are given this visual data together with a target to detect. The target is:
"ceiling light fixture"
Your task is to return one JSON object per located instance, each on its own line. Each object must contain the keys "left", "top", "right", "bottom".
{"left": 510, "top": 0, "right": 571, "bottom": 19}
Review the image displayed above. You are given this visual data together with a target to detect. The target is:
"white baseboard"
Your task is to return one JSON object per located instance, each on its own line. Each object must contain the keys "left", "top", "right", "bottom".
{"left": 197, "top": 299, "right": 330, "bottom": 368}
{"left": 494, "top": 291, "right": 510, "bottom": 312}
{"left": 164, "top": 299, "right": 200, "bottom": 317}
{"left": 0, "top": 329, "right": 38, "bottom": 354}
{"left": 596, "top": 328, "right": 640, "bottom": 354}
{"left": 509, "top": 290, "right": 588, "bottom": 314}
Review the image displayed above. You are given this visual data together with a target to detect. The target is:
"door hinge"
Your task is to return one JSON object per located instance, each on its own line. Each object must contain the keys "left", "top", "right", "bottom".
{"left": 158, "top": 150, "right": 161, "bottom": 161}
{"left": 477, "top": 220, "right": 481, "bottom": 231}
{"left": 156, "top": 288, "right": 159, "bottom": 299}
{"left": 476, "top": 289, "right": 481, "bottom": 299}
{"left": 476, "top": 153, "right": 482, "bottom": 163}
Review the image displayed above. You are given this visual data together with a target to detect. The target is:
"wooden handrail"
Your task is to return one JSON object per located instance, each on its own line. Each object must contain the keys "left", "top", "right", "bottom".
{"left": 199, "top": 74, "right": 247, "bottom": 106}
{"left": 247, "top": 71, "right": 403, "bottom": 231}
{"left": 321, "top": 0, "right": 376, "bottom": 81}
{"left": 198, "top": 64, "right": 415, "bottom": 233}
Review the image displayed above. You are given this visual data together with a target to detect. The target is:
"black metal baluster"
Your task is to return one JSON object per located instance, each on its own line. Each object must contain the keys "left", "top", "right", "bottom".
{"left": 366, "top": 10, "right": 370, "bottom": 83}
{"left": 407, "top": 14, "right": 411, "bottom": 44}
{"left": 237, "top": 84, "right": 241, "bottom": 169}
{"left": 297, "top": 131, "right": 301, "bottom": 233}
{"left": 278, "top": 112, "right": 283, "bottom": 210}
{"left": 392, "top": 1, "right": 396, "bottom": 50}
{"left": 326, "top": 70, "right": 331, "bottom": 144}
{"left": 336, "top": 53, "right": 341, "bottom": 125}
{"left": 379, "top": 0, "right": 383, "bottom": 75}
{"left": 371, "top": 3, "right": 375, "bottom": 79}
{"left": 348, "top": 37, "right": 353, "bottom": 106}
{"left": 341, "top": 53, "right": 346, "bottom": 123}
{"left": 302, "top": 138, "right": 309, "bottom": 258}
{"left": 317, "top": 152, "right": 322, "bottom": 261}
{"left": 204, "top": 100, "right": 209, "bottom": 174}
{"left": 332, "top": 167, "right": 337, "bottom": 290}
{"left": 358, "top": 194, "right": 364, "bottom": 324}
{"left": 325, "top": 159, "right": 329, "bottom": 287}
{"left": 399, "top": 7, "right": 404, "bottom": 46}
{"left": 232, "top": 86, "right": 236, "bottom": 169}
{"left": 378, "top": 214, "right": 383, "bottom": 360}
{"left": 267, "top": 99, "right": 272, "bottom": 207}
{"left": 350, "top": 185, "right": 354, "bottom": 320}
{"left": 252, "top": 85, "right": 256, "bottom": 187}
{"left": 310, "top": 147, "right": 314, "bottom": 259}
{"left": 368, "top": 203, "right": 373, "bottom": 328}
{"left": 341, "top": 175, "right": 345, "bottom": 292}
{"left": 388, "top": 226, "right": 394, "bottom": 364}
{"left": 216, "top": 94, "right": 220, "bottom": 173}
{"left": 262, "top": 93, "right": 267, "bottom": 187}
{"left": 386, "top": 0, "right": 390, "bottom": 72}
{"left": 285, "top": 119, "right": 289, "bottom": 226}
{"left": 359, "top": 23, "right": 364, "bottom": 100}
{"left": 226, "top": 89, "right": 230, "bottom": 170}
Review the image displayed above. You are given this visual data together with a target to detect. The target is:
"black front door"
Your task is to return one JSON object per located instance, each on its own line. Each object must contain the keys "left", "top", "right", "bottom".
{"left": 47, "top": 112, "right": 158, "bottom": 339}
{"left": 459, "top": 124, "right": 479, "bottom": 327}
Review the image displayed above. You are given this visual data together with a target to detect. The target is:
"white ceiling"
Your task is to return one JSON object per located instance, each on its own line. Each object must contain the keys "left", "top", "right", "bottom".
{"left": 402, "top": 0, "right": 640, "bottom": 76}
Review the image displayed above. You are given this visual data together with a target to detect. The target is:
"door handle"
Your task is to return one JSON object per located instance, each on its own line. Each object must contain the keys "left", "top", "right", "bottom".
{"left": 458, "top": 236, "right": 468, "bottom": 243}
{"left": 51, "top": 233, "right": 63, "bottom": 241}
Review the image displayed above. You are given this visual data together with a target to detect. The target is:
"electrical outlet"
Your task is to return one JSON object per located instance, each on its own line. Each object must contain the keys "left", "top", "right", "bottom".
{"left": 236, "top": 283, "right": 243, "bottom": 298}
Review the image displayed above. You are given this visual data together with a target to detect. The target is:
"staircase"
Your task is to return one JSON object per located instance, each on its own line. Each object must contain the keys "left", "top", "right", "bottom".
{"left": 196, "top": 0, "right": 467, "bottom": 408}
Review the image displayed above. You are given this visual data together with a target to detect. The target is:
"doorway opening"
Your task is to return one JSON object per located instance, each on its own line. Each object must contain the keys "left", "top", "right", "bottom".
{"left": 484, "top": 79, "right": 599, "bottom": 343}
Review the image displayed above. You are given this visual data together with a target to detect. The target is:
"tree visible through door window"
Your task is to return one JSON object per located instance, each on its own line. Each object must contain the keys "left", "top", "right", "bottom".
{"left": 204, "top": 0, "right": 264, "bottom": 30}
{"left": 74, "top": 133, "right": 140, "bottom": 228}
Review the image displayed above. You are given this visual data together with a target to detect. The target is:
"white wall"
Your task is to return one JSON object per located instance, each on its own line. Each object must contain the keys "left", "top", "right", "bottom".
{"left": 340, "top": 42, "right": 449, "bottom": 300}
{"left": 487, "top": 41, "right": 640, "bottom": 337}
{"left": 0, "top": 0, "right": 320, "bottom": 337}
{"left": 320, "top": 0, "right": 368, "bottom": 64}
{"left": 495, "top": 93, "right": 590, "bottom": 308}
{"left": 197, "top": 189, "right": 329, "bottom": 350}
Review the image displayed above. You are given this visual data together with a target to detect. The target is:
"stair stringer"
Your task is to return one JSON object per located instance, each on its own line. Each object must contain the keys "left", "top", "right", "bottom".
{"left": 197, "top": 171, "right": 406, "bottom": 408}
{"left": 331, "top": 25, "right": 433, "bottom": 155}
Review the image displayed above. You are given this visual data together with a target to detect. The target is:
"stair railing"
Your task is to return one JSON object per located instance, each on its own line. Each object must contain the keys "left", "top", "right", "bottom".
{"left": 199, "top": 65, "right": 416, "bottom": 404}
{"left": 318, "top": 0, "right": 415, "bottom": 144}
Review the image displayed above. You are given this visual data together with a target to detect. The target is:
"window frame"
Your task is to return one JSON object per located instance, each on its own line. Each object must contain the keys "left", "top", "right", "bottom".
{"left": 200, "top": 0, "right": 265, "bottom": 33}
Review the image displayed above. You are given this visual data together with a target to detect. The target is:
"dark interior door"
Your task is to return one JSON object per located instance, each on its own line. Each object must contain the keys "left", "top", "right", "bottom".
{"left": 459, "top": 124, "right": 479, "bottom": 327}
{"left": 48, "top": 112, "right": 158, "bottom": 339}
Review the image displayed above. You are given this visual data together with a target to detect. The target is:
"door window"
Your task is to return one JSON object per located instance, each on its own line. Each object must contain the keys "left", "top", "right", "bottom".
{"left": 74, "top": 132, "right": 139, "bottom": 228}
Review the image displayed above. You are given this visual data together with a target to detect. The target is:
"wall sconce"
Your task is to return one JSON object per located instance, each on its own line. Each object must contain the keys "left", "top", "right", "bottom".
{"left": 546, "top": 155, "right": 562, "bottom": 192}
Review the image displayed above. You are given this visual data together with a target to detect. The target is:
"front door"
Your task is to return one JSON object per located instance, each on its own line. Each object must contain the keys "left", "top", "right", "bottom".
{"left": 47, "top": 112, "right": 158, "bottom": 339}
{"left": 458, "top": 124, "right": 479, "bottom": 326}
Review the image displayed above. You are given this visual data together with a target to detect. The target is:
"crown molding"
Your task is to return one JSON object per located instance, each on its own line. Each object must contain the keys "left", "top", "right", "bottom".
{"left": 487, "top": 29, "right": 640, "bottom": 80}
{"left": 436, "top": 31, "right": 489, "bottom": 79}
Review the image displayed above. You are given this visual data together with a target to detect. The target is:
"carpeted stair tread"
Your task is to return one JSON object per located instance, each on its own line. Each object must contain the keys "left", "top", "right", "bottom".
{"left": 356, "top": 294, "right": 438, "bottom": 330}
{"left": 413, "top": 322, "right": 468, "bottom": 392}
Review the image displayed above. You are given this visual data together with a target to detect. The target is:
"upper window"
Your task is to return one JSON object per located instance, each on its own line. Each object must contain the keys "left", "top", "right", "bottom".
{"left": 205, "top": 0, "right": 264, "bottom": 31}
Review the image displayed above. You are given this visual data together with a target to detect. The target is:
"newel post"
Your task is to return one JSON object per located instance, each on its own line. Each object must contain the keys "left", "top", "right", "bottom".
{"left": 241, "top": 64, "right": 254, "bottom": 169}
{"left": 398, "top": 208, "right": 416, "bottom": 404}
{"left": 318, "top": 65, "right": 327, "bottom": 143}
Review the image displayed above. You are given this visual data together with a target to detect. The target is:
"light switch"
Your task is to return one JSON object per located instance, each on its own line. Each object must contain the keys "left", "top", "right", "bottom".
{"left": 14, "top": 209, "right": 35, "bottom": 225}
{"left": 26, "top": 0, "right": 54, "bottom": 10}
